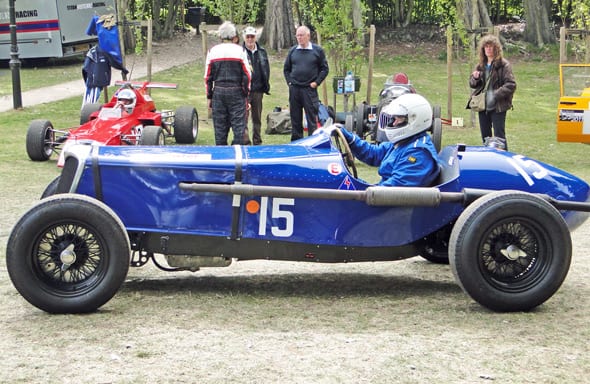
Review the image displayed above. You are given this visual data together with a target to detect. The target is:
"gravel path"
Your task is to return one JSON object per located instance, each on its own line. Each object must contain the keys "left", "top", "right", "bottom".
{"left": 0, "top": 31, "right": 207, "bottom": 112}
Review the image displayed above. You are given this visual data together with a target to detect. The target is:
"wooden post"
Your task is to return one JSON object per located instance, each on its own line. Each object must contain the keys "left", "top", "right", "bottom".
{"left": 201, "top": 22, "right": 208, "bottom": 56}
{"left": 116, "top": 1, "right": 126, "bottom": 72}
{"left": 366, "top": 25, "right": 375, "bottom": 105}
{"left": 144, "top": 19, "right": 153, "bottom": 82}
{"left": 446, "top": 27, "right": 452, "bottom": 123}
{"left": 560, "top": 27, "right": 566, "bottom": 63}
{"left": 316, "top": 30, "right": 328, "bottom": 106}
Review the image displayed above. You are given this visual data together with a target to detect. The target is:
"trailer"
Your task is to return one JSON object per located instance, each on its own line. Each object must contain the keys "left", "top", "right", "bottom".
{"left": 0, "top": 0, "right": 116, "bottom": 60}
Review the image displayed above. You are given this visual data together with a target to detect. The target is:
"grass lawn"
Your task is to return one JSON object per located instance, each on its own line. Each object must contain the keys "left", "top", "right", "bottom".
{"left": 1, "top": 41, "right": 589, "bottom": 183}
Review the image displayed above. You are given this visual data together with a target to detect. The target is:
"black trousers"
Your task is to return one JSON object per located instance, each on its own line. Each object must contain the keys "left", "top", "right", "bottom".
{"left": 478, "top": 110, "right": 508, "bottom": 149}
{"left": 212, "top": 87, "right": 248, "bottom": 145}
{"left": 288, "top": 85, "right": 319, "bottom": 141}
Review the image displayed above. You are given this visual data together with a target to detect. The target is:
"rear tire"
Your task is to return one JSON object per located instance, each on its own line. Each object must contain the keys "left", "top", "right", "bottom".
{"left": 174, "top": 106, "right": 198, "bottom": 144}
{"left": 355, "top": 104, "right": 365, "bottom": 137}
{"left": 26, "top": 120, "right": 55, "bottom": 161}
{"left": 431, "top": 117, "right": 442, "bottom": 153}
{"left": 6, "top": 194, "right": 130, "bottom": 313}
{"left": 345, "top": 114, "right": 354, "bottom": 132}
{"left": 432, "top": 104, "right": 441, "bottom": 121}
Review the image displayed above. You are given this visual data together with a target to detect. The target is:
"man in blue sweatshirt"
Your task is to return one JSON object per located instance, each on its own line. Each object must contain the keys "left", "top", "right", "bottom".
{"left": 283, "top": 26, "right": 329, "bottom": 141}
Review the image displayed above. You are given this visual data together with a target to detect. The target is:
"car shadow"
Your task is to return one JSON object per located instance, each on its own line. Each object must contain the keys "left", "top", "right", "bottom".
{"left": 120, "top": 270, "right": 461, "bottom": 300}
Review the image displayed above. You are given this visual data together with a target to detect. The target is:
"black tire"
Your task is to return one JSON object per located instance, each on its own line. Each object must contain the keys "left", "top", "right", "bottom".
{"left": 432, "top": 104, "right": 441, "bottom": 121}
{"left": 449, "top": 190, "right": 572, "bottom": 312}
{"left": 419, "top": 225, "right": 451, "bottom": 264}
{"left": 431, "top": 117, "right": 442, "bottom": 153}
{"left": 174, "top": 106, "right": 198, "bottom": 144}
{"left": 26, "top": 120, "right": 55, "bottom": 161}
{"left": 345, "top": 114, "right": 354, "bottom": 132}
{"left": 355, "top": 104, "right": 365, "bottom": 137}
{"left": 80, "top": 103, "right": 102, "bottom": 125}
{"left": 6, "top": 194, "right": 130, "bottom": 313}
{"left": 140, "top": 125, "right": 166, "bottom": 145}
{"left": 41, "top": 176, "right": 60, "bottom": 198}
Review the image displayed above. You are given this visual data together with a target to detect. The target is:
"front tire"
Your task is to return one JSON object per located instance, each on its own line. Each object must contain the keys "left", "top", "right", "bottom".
{"left": 26, "top": 120, "right": 55, "bottom": 161}
{"left": 174, "top": 106, "right": 198, "bottom": 144}
{"left": 80, "top": 103, "right": 102, "bottom": 125}
{"left": 6, "top": 194, "right": 130, "bottom": 313}
{"left": 140, "top": 125, "right": 166, "bottom": 145}
{"left": 449, "top": 191, "right": 572, "bottom": 312}
{"left": 41, "top": 176, "right": 61, "bottom": 198}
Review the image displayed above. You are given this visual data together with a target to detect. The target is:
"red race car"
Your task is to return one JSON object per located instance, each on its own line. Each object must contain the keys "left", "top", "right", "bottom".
{"left": 26, "top": 81, "right": 199, "bottom": 165}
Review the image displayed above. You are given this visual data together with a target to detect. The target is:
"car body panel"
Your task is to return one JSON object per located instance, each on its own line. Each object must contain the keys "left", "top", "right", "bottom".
{"left": 61, "top": 128, "right": 590, "bottom": 254}
{"left": 10, "top": 126, "right": 590, "bottom": 313}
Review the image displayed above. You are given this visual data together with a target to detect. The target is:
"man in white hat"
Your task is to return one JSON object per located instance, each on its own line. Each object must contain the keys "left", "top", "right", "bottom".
{"left": 242, "top": 26, "right": 270, "bottom": 145}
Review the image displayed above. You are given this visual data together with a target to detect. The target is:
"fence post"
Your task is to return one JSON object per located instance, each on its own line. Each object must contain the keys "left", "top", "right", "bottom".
{"left": 366, "top": 25, "right": 375, "bottom": 105}
{"left": 446, "top": 27, "right": 452, "bottom": 123}
{"left": 560, "top": 27, "right": 566, "bottom": 63}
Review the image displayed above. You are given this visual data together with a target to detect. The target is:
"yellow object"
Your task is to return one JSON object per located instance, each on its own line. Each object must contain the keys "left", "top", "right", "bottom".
{"left": 556, "top": 64, "right": 590, "bottom": 143}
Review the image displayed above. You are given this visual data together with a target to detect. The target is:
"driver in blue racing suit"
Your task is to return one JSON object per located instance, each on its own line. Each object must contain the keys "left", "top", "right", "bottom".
{"left": 340, "top": 93, "right": 440, "bottom": 187}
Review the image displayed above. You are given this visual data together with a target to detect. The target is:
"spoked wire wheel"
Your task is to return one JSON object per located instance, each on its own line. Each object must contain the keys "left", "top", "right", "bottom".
{"left": 449, "top": 190, "right": 571, "bottom": 312}
{"left": 7, "top": 194, "right": 130, "bottom": 313}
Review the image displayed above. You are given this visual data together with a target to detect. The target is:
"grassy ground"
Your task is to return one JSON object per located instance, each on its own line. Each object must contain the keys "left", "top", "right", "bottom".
{"left": 1, "top": 43, "right": 589, "bottom": 383}
{"left": 2, "top": 44, "right": 589, "bottom": 181}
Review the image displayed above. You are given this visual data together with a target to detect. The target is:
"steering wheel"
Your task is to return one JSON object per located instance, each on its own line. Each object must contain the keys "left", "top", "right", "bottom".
{"left": 331, "top": 128, "right": 358, "bottom": 178}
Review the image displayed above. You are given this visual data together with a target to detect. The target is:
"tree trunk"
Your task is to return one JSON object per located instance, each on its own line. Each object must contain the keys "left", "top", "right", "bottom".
{"left": 152, "top": 0, "right": 162, "bottom": 38}
{"left": 523, "top": 0, "right": 554, "bottom": 47}
{"left": 260, "top": 0, "right": 296, "bottom": 51}
{"left": 458, "top": 0, "right": 493, "bottom": 30}
{"left": 161, "top": 0, "right": 182, "bottom": 39}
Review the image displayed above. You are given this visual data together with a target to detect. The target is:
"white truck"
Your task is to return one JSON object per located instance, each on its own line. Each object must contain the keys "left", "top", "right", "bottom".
{"left": 0, "top": 0, "right": 116, "bottom": 60}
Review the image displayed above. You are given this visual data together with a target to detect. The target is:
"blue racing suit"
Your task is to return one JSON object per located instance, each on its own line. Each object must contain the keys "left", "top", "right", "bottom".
{"left": 341, "top": 129, "right": 440, "bottom": 187}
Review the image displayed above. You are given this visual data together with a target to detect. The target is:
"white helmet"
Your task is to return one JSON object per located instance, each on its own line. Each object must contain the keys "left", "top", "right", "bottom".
{"left": 377, "top": 93, "right": 432, "bottom": 144}
{"left": 117, "top": 88, "right": 136, "bottom": 114}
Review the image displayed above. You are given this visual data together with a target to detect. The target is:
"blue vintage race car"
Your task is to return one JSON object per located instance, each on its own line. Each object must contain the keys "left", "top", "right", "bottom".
{"left": 6, "top": 127, "right": 590, "bottom": 313}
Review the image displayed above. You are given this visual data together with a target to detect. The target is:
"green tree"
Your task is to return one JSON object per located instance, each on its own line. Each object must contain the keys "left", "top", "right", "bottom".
{"left": 313, "top": 0, "right": 366, "bottom": 76}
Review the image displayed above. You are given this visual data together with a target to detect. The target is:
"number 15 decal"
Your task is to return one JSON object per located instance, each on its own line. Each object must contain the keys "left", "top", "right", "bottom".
{"left": 507, "top": 155, "right": 548, "bottom": 186}
{"left": 258, "top": 197, "right": 295, "bottom": 237}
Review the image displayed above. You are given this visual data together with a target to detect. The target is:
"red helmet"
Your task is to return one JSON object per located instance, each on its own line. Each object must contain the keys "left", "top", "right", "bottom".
{"left": 393, "top": 72, "right": 409, "bottom": 84}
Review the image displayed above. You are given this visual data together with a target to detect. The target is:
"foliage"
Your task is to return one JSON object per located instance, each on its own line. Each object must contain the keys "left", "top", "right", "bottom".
{"left": 567, "top": 0, "right": 590, "bottom": 29}
{"left": 195, "top": 0, "right": 263, "bottom": 24}
{"left": 311, "top": 0, "right": 366, "bottom": 77}
{"left": 119, "top": 0, "right": 590, "bottom": 43}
